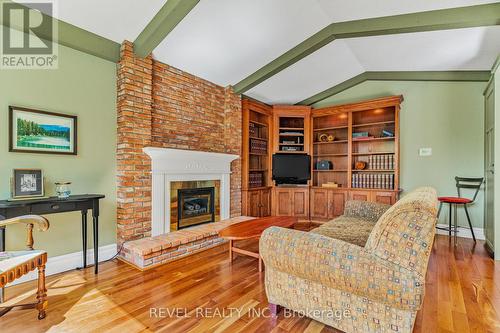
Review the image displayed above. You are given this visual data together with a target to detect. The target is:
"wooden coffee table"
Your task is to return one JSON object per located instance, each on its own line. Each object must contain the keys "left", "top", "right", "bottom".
{"left": 218, "top": 216, "right": 297, "bottom": 272}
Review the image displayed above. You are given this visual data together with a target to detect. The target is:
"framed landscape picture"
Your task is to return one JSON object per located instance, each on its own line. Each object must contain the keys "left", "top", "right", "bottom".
{"left": 11, "top": 169, "right": 45, "bottom": 199}
{"left": 9, "top": 106, "right": 77, "bottom": 155}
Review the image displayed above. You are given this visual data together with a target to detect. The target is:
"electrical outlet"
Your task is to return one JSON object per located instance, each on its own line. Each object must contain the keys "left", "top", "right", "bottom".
{"left": 419, "top": 148, "right": 432, "bottom": 156}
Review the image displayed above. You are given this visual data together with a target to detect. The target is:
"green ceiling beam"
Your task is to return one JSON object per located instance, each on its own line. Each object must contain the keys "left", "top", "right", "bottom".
{"left": 298, "top": 71, "right": 492, "bottom": 106}
{"left": 0, "top": 0, "right": 120, "bottom": 62}
{"left": 134, "top": 0, "right": 200, "bottom": 58}
{"left": 234, "top": 3, "right": 500, "bottom": 94}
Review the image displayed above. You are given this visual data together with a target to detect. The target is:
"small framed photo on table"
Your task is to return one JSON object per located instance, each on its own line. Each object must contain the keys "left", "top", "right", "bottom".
{"left": 11, "top": 169, "right": 45, "bottom": 200}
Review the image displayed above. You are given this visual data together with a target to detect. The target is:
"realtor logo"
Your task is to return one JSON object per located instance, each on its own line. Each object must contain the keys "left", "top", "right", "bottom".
{"left": 1, "top": 0, "right": 58, "bottom": 69}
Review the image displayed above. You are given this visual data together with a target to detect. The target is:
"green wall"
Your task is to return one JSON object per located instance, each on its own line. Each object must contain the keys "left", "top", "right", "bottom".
{"left": 0, "top": 43, "right": 117, "bottom": 256}
{"left": 313, "top": 81, "right": 486, "bottom": 228}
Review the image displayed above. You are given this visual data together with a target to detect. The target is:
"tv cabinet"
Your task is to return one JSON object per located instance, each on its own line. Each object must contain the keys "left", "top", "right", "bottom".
{"left": 241, "top": 95, "right": 402, "bottom": 223}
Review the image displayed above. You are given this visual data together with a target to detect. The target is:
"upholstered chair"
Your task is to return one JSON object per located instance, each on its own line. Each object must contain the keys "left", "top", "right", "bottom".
{"left": 0, "top": 215, "right": 49, "bottom": 319}
{"left": 260, "top": 187, "right": 438, "bottom": 333}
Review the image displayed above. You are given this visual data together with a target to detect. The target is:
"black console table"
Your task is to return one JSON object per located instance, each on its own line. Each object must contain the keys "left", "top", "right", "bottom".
{"left": 0, "top": 194, "right": 105, "bottom": 274}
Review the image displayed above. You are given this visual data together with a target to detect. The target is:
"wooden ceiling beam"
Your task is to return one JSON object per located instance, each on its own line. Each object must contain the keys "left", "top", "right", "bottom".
{"left": 133, "top": 0, "right": 200, "bottom": 58}
{"left": 233, "top": 3, "right": 500, "bottom": 94}
{"left": 298, "top": 71, "right": 492, "bottom": 106}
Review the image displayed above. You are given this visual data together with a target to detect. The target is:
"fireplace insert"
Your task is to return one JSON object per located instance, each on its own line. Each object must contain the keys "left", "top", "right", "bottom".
{"left": 177, "top": 187, "right": 215, "bottom": 229}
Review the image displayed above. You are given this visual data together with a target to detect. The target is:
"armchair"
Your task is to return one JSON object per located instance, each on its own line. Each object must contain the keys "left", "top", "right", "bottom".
{"left": 260, "top": 187, "right": 438, "bottom": 333}
{"left": 0, "top": 215, "right": 49, "bottom": 319}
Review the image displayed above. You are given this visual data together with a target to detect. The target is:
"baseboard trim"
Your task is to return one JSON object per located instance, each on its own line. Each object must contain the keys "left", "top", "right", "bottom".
{"left": 435, "top": 224, "right": 485, "bottom": 240}
{"left": 6, "top": 243, "right": 117, "bottom": 287}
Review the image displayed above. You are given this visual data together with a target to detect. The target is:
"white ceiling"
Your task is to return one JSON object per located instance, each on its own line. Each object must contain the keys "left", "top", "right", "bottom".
{"left": 15, "top": 0, "right": 500, "bottom": 104}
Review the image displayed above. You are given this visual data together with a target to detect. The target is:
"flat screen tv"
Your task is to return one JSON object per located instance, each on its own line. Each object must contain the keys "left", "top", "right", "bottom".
{"left": 272, "top": 154, "right": 311, "bottom": 185}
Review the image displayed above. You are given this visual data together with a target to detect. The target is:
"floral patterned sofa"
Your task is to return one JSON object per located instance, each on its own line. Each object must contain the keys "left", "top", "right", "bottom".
{"left": 260, "top": 187, "right": 438, "bottom": 333}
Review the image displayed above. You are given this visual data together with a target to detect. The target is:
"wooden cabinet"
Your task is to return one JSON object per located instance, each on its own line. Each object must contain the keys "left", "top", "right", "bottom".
{"left": 273, "top": 187, "right": 309, "bottom": 219}
{"left": 242, "top": 188, "right": 272, "bottom": 217}
{"left": 310, "top": 188, "right": 347, "bottom": 221}
{"left": 349, "top": 190, "right": 371, "bottom": 201}
{"left": 371, "top": 191, "right": 397, "bottom": 205}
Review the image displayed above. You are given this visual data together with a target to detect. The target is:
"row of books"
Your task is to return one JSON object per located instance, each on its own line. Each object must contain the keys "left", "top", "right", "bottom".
{"left": 352, "top": 173, "right": 394, "bottom": 189}
{"left": 367, "top": 154, "right": 394, "bottom": 170}
{"left": 249, "top": 172, "right": 263, "bottom": 188}
{"left": 250, "top": 138, "right": 267, "bottom": 154}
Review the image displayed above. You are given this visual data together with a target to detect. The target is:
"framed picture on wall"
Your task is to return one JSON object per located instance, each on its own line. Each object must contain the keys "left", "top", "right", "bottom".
{"left": 9, "top": 106, "right": 77, "bottom": 155}
{"left": 11, "top": 169, "right": 45, "bottom": 199}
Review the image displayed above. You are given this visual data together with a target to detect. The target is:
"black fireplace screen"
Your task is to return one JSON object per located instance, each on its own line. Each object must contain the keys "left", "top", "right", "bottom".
{"left": 177, "top": 187, "right": 215, "bottom": 229}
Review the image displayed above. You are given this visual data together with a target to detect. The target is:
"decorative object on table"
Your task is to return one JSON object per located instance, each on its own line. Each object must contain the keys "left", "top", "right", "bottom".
{"left": 55, "top": 181, "right": 72, "bottom": 199}
{"left": 381, "top": 129, "right": 394, "bottom": 138}
{"left": 315, "top": 160, "right": 332, "bottom": 170}
{"left": 10, "top": 169, "right": 45, "bottom": 200}
{"left": 9, "top": 106, "right": 77, "bottom": 155}
{"left": 327, "top": 134, "right": 335, "bottom": 142}
{"left": 354, "top": 161, "right": 367, "bottom": 170}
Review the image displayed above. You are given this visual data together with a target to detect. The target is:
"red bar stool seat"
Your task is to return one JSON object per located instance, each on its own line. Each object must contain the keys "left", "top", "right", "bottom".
{"left": 438, "top": 197, "right": 473, "bottom": 204}
{"left": 437, "top": 177, "right": 483, "bottom": 245}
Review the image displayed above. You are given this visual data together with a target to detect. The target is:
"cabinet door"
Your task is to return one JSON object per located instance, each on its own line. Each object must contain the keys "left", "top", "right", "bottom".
{"left": 371, "top": 191, "right": 396, "bottom": 205}
{"left": 292, "top": 189, "right": 309, "bottom": 218}
{"left": 247, "top": 190, "right": 261, "bottom": 217}
{"left": 274, "top": 189, "right": 292, "bottom": 216}
{"left": 328, "top": 191, "right": 347, "bottom": 218}
{"left": 310, "top": 189, "right": 329, "bottom": 219}
{"left": 260, "top": 189, "right": 271, "bottom": 217}
{"left": 349, "top": 190, "right": 371, "bottom": 202}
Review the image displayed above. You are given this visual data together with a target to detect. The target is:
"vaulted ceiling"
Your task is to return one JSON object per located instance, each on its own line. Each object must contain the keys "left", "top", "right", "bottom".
{"left": 13, "top": 0, "right": 500, "bottom": 105}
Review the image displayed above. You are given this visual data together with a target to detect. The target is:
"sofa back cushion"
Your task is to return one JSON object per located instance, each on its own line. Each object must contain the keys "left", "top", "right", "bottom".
{"left": 364, "top": 187, "right": 438, "bottom": 278}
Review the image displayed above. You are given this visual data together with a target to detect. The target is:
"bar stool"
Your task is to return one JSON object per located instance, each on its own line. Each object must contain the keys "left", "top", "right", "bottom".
{"left": 437, "top": 177, "right": 483, "bottom": 244}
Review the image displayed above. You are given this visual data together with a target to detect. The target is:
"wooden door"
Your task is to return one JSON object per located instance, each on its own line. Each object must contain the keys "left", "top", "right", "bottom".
{"left": 310, "top": 189, "right": 329, "bottom": 219}
{"left": 260, "top": 189, "right": 271, "bottom": 217}
{"left": 247, "top": 190, "right": 261, "bottom": 217}
{"left": 274, "top": 188, "right": 292, "bottom": 216}
{"left": 349, "top": 190, "right": 370, "bottom": 201}
{"left": 292, "top": 189, "right": 309, "bottom": 218}
{"left": 328, "top": 191, "right": 346, "bottom": 218}
{"left": 485, "top": 79, "right": 495, "bottom": 253}
{"left": 371, "top": 191, "right": 396, "bottom": 205}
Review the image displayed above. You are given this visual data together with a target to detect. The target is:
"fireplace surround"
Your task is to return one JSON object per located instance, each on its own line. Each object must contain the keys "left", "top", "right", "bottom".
{"left": 144, "top": 147, "right": 239, "bottom": 236}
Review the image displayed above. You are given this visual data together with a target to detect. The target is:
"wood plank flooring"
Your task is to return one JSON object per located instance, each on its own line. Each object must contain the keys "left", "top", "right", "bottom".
{"left": 1, "top": 235, "right": 500, "bottom": 332}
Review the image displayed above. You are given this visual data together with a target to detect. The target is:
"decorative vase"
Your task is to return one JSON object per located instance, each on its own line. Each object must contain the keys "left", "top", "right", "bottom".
{"left": 55, "top": 181, "right": 71, "bottom": 199}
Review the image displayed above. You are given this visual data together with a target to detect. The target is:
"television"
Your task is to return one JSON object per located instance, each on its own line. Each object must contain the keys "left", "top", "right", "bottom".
{"left": 272, "top": 154, "right": 311, "bottom": 185}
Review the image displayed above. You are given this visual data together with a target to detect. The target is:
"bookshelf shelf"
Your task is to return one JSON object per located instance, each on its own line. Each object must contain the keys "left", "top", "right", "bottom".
{"left": 311, "top": 95, "right": 401, "bottom": 190}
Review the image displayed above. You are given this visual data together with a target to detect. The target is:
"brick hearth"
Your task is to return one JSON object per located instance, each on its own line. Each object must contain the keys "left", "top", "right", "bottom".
{"left": 120, "top": 216, "right": 253, "bottom": 270}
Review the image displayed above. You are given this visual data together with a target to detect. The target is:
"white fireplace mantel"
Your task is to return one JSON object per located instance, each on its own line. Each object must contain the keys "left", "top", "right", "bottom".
{"left": 143, "top": 147, "right": 239, "bottom": 236}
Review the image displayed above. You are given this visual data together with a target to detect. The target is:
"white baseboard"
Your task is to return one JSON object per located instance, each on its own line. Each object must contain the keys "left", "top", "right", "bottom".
{"left": 436, "top": 223, "right": 485, "bottom": 240}
{"left": 6, "top": 243, "right": 117, "bottom": 287}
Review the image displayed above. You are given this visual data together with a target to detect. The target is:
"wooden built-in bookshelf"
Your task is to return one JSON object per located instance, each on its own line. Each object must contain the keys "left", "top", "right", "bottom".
{"left": 311, "top": 95, "right": 401, "bottom": 192}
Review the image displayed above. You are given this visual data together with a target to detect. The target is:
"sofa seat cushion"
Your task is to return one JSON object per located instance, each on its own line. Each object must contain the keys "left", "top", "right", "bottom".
{"left": 310, "top": 217, "right": 376, "bottom": 247}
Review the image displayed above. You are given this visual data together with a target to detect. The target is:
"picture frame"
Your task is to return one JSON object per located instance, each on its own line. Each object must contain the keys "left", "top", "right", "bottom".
{"left": 9, "top": 106, "right": 77, "bottom": 155}
{"left": 11, "top": 169, "right": 45, "bottom": 199}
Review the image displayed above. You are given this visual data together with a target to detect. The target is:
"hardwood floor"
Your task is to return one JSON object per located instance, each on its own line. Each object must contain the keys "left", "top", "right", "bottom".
{"left": 1, "top": 235, "right": 500, "bottom": 332}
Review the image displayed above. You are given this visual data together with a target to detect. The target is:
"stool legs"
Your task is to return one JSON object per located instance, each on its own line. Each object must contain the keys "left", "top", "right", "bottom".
{"left": 463, "top": 204, "right": 476, "bottom": 242}
{"left": 449, "top": 204, "right": 452, "bottom": 237}
{"left": 453, "top": 204, "right": 458, "bottom": 246}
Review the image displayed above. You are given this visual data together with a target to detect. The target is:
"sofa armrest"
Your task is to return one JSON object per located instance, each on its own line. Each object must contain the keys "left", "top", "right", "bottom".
{"left": 260, "top": 227, "right": 424, "bottom": 311}
{"left": 343, "top": 200, "right": 390, "bottom": 222}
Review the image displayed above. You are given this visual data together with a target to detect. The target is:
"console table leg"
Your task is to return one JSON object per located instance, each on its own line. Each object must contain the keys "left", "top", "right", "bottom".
{"left": 82, "top": 211, "right": 87, "bottom": 268}
{"left": 93, "top": 216, "right": 98, "bottom": 274}
{"left": 229, "top": 240, "right": 233, "bottom": 261}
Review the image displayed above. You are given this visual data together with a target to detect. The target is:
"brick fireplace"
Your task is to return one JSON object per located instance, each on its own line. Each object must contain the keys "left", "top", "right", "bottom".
{"left": 116, "top": 41, "right": 242, "bottom": 246}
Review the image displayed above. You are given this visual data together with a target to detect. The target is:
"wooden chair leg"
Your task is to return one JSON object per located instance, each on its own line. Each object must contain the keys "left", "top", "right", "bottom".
{"left": 36, "top": 263, "right": 47, "bottom": 320}
{"left": 463, "top": 204, "right": 476, "bottom": 242}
